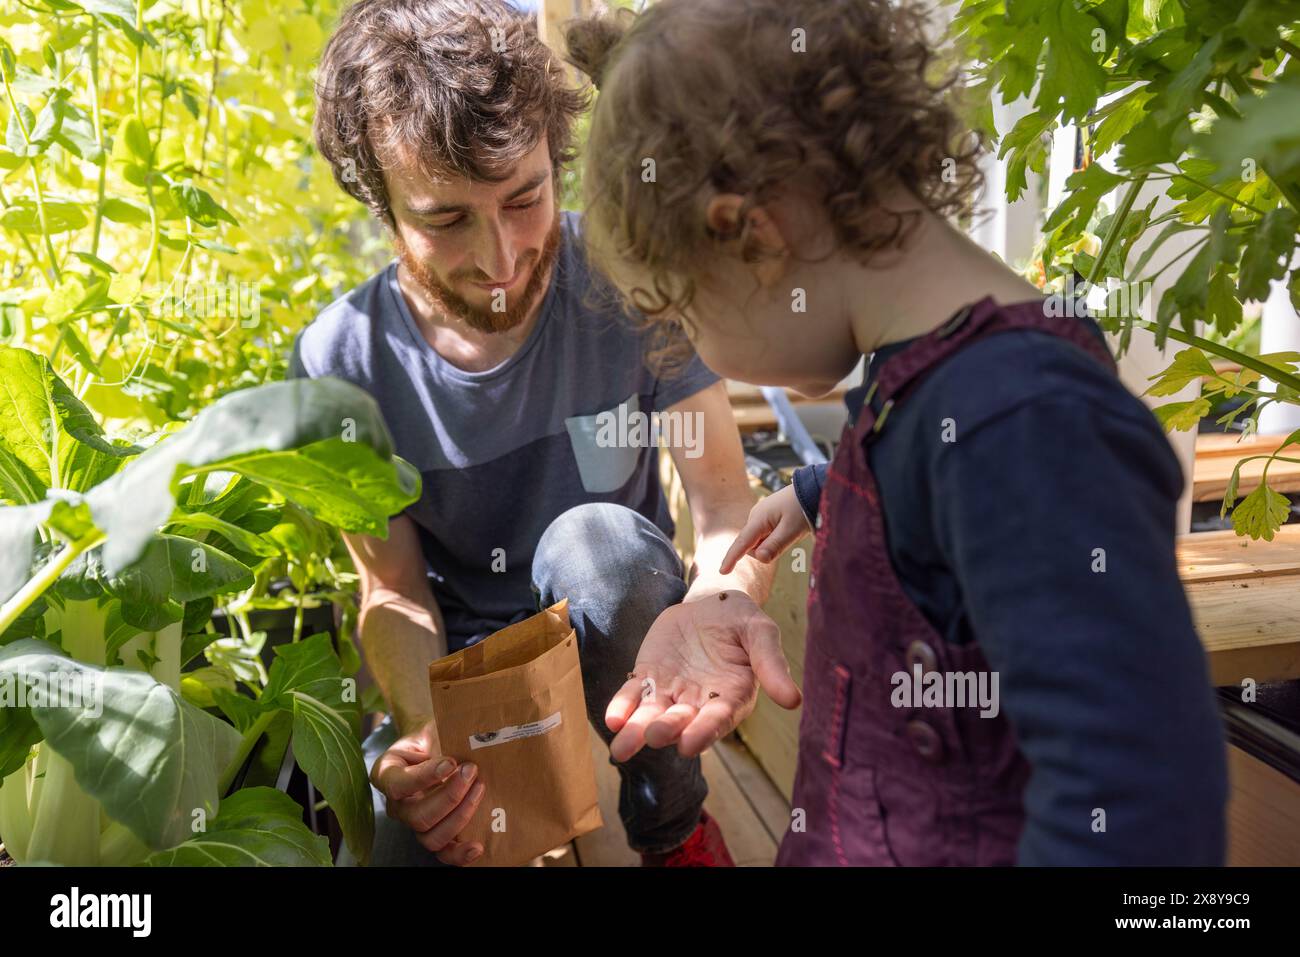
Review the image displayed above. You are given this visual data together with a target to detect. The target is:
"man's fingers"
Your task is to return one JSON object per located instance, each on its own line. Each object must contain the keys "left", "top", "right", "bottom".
{"left": 676, "top": 700, "right": 738, "bottom": 757}
{"left": 644, "top": 702, "right": 697, "bottom": 749}
{"left": 744, "top": 613, "right": 802, "bottom": 710}
{"left": 436, "top": 838, "right": 484, "bottom": 867}
{"left": 609, "top": 696, "right": 668, "bottom": 763}
{"left": 416, "top": 779, "right": 487, "bottom": 856}
{"left": 432, "top": 838, "right": 478, "bottom": 867}
{"left": 388, "top": 761, "right": 478, "bottom": 832}
{"left": 605, "top": 676, "right": 645, "bottom": 734}
{"left": 374, "top": 751, "right": 458, "bottom": 802}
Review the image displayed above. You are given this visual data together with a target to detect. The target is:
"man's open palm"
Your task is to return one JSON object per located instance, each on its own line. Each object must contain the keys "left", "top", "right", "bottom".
{"left": 605, "top": 591, "right": 801, "bottom": 761}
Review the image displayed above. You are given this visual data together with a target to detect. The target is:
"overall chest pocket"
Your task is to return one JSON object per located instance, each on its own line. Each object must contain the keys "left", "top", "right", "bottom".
{"left": 565, "top": 392, "right": 644, "bottom": 494}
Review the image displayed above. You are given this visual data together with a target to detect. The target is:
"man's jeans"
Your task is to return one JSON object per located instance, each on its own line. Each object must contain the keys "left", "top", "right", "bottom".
{"left": 339, "top": 503, "right": 709, "bottom": 866}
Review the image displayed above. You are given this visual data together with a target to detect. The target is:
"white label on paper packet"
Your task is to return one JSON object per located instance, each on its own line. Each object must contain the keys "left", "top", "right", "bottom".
{"left": 468, "top": 711, "right": 562, "bottom": 750}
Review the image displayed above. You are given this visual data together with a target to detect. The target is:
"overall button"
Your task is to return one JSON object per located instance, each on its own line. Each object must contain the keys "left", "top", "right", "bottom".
{"left": 815, "top": 513, "right": 823, "bottom": 530}
{"left": 905, "top": 639, "right": 938, "bottom": 674}
{"left": 905, "top": 719, "right": 945, "bottom": 764}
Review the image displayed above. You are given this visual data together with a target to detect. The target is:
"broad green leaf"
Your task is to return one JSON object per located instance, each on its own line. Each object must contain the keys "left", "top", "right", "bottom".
{"left": 77, "top": 0, "right": 138, "bottom": 23}
{"left": 0, "top": 198, "right": 88, "bottom": 234}
{"left": 116, "top": 114, "right": 152, "bottom": 165}
{"left": 0, "top": 346, "right": 139, "bottom": 499}
{"left": 100, "top": 197, "right": 150, "bottom": 224}
{"left": 41, "top": 275, "right": 88, "bottom": 322}
{"left": 180, "top": 666, "right": 236, "bottom": 710}
{"left": 142, "top": 787, "right": 331, "bottom": 866}
{"left": 165, "top": 509, "right": 280, "bottom": 558}
{"left": 264, "top": 632, "right": 359, "bottom": 735}
{"left": 1232, "top": 483, "right": 1292, "bottom": 542}
{"left": 83, "top": 377, "right": 420, "bottom": 574}
{"left": 0, "top": 502, "right": 59, "bottom": 607}
{"left": 0, "top": 639, "right": 242, "bottom": 850}
{"left": 107, "top": 272, "right": 142, "bottom": 304}
{"left": 290, "top": 690, "right": 373, "bottom": 866}
{"left": 170, "top": 180, "right": 238, "bottom": 228}
{"left": 4, "top": 103, "right": 36, "bottom": 156}
{"left": 103, "top": 534, "right": 254, "bottom": 629}
{"left": 0, "top": 686, "right": 42, "bottom": 778}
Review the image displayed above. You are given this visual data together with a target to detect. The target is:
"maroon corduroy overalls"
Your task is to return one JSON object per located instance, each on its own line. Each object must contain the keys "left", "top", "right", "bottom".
{"left": 775, "top": 296, "right": 1119, "bottom": 867}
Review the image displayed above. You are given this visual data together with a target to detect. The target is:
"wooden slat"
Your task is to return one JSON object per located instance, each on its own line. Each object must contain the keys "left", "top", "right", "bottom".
{"left": 572, "top": 727, "right": 784, "bottom": 866}
{"left": 1226, "top": 746, "right": 1300, "bottom": 866}
{"left": 573, "top": 729, "right": 640, "bottom": 867}
{"left": 1185, "top": 578, "right": 1300, "bottom": 685}
{"left": 1177, "top": 525, "right": 1300, "bottom": 583}
{"left": 1192, "top": 448, "right": 1300, "bottom": 503}
{"left": 1195, "top": 432, "right": 1287, "bottom": 459}
{"left": 700, "top": 747, "right": 778, "bottom": 866}
{"left": 711, "top": 734, "right": 792, "bottom": 844}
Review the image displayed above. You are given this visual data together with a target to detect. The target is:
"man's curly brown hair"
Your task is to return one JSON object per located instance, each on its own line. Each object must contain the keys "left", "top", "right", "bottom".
{"left": 315, "top": 0, "right": 588, "bottom": 229}
{"left": 565, "top": 0, "right": 984, "bottom": 365}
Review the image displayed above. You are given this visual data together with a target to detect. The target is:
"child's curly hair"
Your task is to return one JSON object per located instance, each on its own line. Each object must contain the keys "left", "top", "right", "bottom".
{"left": 565, "top": 0, "right": 984, "bottom": 368}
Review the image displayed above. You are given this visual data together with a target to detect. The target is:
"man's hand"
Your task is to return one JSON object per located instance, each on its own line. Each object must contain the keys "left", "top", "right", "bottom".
{"left": 605, "top": 591, "right": 801, "bottom": 761}
{"left": 371, "top": 718, "right": 486, "bottom": 865}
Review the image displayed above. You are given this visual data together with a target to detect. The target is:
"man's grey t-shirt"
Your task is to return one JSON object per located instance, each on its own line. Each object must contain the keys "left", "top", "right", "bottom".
{"left": 289, "top": 212, "right": 719, "bottom": 648}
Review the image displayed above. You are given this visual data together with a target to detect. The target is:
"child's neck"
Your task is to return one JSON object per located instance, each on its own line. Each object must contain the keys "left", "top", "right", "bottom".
{"left": 845, "top": 207, "right": 1044, "bottom": 356}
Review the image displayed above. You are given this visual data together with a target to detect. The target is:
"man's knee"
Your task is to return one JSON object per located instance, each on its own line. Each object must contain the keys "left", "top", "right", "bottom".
{"left": 532, "top": 503, "right": 683, "bottom": 602}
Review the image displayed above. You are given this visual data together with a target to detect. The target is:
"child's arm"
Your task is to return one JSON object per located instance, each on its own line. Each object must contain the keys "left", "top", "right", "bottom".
{"left": 933, "top": 395, "right": 1228, "bottom": 865}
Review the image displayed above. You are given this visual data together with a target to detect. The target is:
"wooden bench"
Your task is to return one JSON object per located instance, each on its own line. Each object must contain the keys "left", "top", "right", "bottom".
{"left": 1193, "top": 432, "right": 1300, "bottom": 504}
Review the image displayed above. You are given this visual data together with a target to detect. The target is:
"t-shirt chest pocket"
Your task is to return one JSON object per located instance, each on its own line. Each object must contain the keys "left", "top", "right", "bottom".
{"left": 564, "top": 392, "right": 644, "bottom": 494}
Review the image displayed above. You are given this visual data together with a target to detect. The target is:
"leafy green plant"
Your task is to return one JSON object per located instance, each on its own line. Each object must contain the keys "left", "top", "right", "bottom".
{"left": 0, "top": 345, "right": 420, "bottom": 865}
{"left": 949, "top": 0, "right": 1300, "bottom": 538}
{"left": 0, "top": 0, "right": 378, "bottom": 423}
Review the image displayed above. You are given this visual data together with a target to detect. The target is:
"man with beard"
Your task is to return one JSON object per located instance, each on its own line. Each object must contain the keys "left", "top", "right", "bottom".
{"left": 290, "top": 0, "right": 799, "bottom": 866}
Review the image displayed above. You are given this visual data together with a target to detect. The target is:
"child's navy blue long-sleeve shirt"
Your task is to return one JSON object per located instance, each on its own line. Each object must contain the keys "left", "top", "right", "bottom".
{"left": 790, "top": 310, "right": 1228, "bottom": 865}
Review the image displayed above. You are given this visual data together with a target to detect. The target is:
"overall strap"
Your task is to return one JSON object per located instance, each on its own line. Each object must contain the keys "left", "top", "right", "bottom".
{"left": 862, "top": 296, "right": 1117, "bottom": 435}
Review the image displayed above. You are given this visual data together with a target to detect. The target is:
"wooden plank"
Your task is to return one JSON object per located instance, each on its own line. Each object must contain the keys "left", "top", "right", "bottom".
{"left": 700, "top": 746, "right": 778, "bottom": 866}
{"left": 1178, "top": 525, "right": 1300, "bottom": 583}
{"left": 712, "top": 734, "right": 792, "bottom": 844}
{"left": 1192, "top": 448, "right": 1300, "bottom": 503}
{"left": 1226, "top": 745, "right": 1300, "bottom": 866}
{"left": 1186, "top": 579, "right": 1300, "bottom": 685}
{"left": 573, "top": 728, "right": 640, "bottom": 867}
{"left": 1195, "top": 432, "right": 1286, "bottom": 459}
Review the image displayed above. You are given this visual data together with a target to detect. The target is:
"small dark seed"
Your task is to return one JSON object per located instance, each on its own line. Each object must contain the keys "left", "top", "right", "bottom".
{"left": 626, "top": 671, "right": 636, "bottom": 680}
{"left": 708, "top": 691, "right": 720, "bottom": 699}
{"left": 719, "top": 593, "right": 728, "bottom": 601}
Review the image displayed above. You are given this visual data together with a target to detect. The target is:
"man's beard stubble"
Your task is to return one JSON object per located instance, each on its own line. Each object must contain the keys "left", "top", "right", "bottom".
{"left": 395, "top": 213, "right": 562, "bottom": 335}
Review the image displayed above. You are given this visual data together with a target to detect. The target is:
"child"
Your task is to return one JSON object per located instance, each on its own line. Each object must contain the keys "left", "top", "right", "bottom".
{"left": 566, "top": 0, "right": 1228, "bottom": 865}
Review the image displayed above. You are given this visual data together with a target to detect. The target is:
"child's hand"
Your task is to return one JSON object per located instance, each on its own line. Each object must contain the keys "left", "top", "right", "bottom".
{"left": 719, "top": 484, "right": 812, "bottom": 574}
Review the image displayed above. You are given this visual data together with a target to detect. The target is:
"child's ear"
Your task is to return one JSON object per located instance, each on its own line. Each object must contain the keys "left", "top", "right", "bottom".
{"left": 705, "top": 194, "right": 790, "bottom": 287}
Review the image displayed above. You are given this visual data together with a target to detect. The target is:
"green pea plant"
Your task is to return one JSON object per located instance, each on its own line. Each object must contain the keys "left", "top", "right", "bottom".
{"left": 947, "top": 0, "right": 1300, "bottom": 539}
{"left": 0, "top": 345, "right": 420, "bottom": 865}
